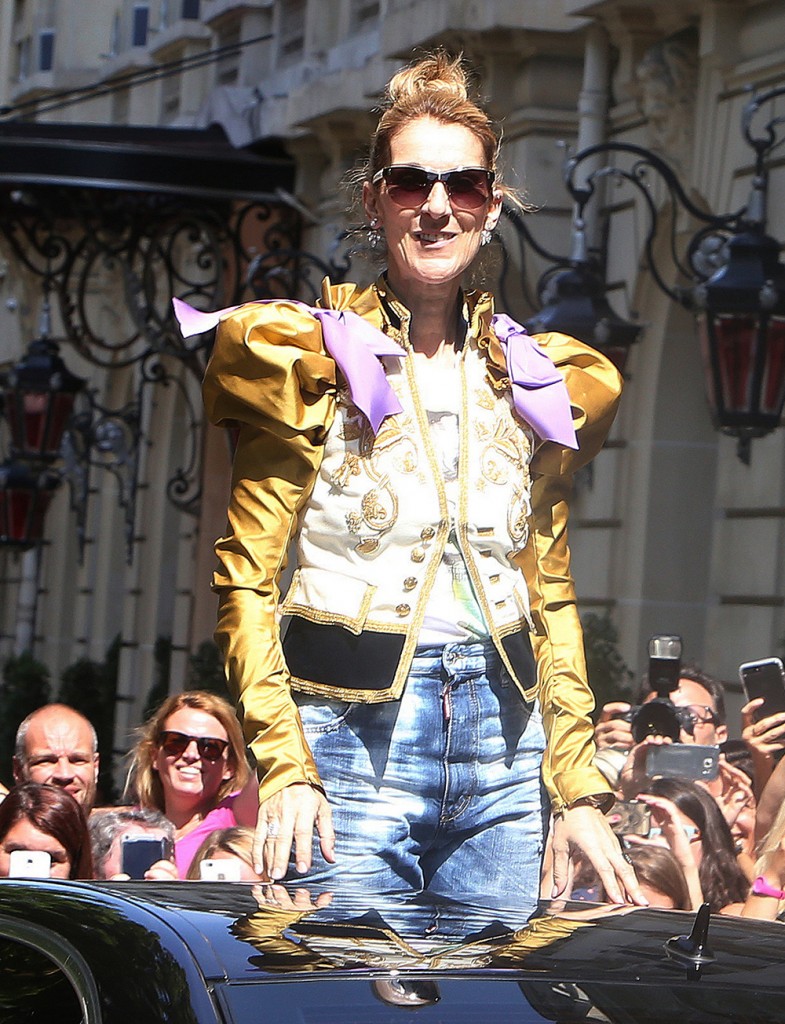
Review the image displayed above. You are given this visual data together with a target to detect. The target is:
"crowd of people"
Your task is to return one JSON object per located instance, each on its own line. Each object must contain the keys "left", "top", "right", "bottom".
{"left": 0, "top": 665, "right": 784, "bottom": 926}
{"left": 0, "top": 698, "right": 263, "bottom": 883}
{"left": 559, "top": 662, "right": 785, "bottom": 920}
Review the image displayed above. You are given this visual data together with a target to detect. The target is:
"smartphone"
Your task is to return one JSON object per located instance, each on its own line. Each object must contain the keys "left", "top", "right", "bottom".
{"left": 199, "top": 858, "right": 242, "bottom": 882}
{"left": 607, "top": 800, "right": 651, "bottom": 837}
{"left": 8, "top": 849, "right": 51, "bottom": 878}
{"left": 644, "top": 743, "right": 720, "bottom": 782}
{"left": 121, "top": 835, "right": 173, "bottom": 879}
{"left": 739, "top": 657, "right": 785, "bottom": 721}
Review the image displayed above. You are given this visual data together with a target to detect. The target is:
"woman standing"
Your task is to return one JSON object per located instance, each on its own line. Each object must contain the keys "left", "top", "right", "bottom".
{"left": 194, "top": 51, "right": 641, "bottom": 909}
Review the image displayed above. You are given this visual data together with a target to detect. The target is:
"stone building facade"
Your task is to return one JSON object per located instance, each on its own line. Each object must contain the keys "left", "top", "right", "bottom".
{"left": 1, "top": 0, "right": 784, "bottom": 754}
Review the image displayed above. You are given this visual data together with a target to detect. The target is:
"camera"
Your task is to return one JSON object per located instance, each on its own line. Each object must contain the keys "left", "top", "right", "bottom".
{"left": 622, "top": 634, "right": 686, "bottom": 743}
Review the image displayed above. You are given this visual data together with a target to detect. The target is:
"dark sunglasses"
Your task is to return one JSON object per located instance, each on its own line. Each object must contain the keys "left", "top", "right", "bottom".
{"left": 675, "top": 704, "right": 720, "bottom": 735}
{"left": 372, "top": 164, "right": 495, "bottom": 210}
{"left": 158, "top": 730, "right": 229, "bottom": 762}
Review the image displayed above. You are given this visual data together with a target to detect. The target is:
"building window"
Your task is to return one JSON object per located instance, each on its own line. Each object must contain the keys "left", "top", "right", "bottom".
{"left": 278, "top": 0, "right": 305, "bottom": 63}
{"left": 132, "top": 4, "right": 149, "bottom": 47}
{"left": 38, "top": 29, "right": 55, "bottom": 72}
{"left": 181, "top": 0, "right": 200, "bottom": 18}
{"left": 160, "top": 0, "right": 170, "bottom": 28}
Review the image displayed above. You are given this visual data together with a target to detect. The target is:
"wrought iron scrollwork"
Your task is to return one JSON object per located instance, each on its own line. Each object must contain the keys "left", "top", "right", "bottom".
{"left": 0, "top": 181, "right": 304, "bottom": 558}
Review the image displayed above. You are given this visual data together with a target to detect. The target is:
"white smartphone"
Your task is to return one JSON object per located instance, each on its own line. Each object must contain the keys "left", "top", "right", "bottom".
{"left": 199, "top": 858, "right": 242, "bottom": 881}
{"left": 8, "top": 849, "right": 51, "bottom": 878}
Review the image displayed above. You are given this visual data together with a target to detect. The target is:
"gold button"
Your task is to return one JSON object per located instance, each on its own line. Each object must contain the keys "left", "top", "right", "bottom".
{"left": 411, "top": 548, "right": 425, "bottom": 563}
{"left": 403, "top": 576, "right": 417, "bottom": 591}
{"left": 420, "top": 526, "right": 435, "bottom": 541}
{"left": 395, "top": 603, "right": 411, "bottom": 617}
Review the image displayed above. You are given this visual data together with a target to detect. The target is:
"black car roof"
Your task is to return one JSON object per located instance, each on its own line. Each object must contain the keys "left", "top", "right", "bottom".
{"left": 2, "top": 878, "right": 785, "bottom": 1023}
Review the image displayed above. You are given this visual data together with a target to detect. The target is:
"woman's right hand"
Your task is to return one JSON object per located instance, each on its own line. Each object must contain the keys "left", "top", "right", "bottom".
{"left": 253, "top": 783, "right": 335, "bottom": 880}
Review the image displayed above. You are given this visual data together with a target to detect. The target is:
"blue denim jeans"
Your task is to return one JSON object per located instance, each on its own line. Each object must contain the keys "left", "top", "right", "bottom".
{"left": 294, "top": 640, "right": 547, "bottom": 913}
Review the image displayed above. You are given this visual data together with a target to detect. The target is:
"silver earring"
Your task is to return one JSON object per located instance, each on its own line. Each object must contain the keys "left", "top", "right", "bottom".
{"left": 481, "top": 228, "right": 493, "bottom": 246}
{"left": 368, "top": 219, "right": 382, "bottom": 248}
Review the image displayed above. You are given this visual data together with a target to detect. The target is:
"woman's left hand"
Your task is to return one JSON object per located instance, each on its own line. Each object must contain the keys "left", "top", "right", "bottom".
{"left": 550, "top": 804, "right": 647, "bottom": 905}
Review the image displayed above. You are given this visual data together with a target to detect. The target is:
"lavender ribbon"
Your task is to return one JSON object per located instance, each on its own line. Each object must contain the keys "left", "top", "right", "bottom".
{"left": 172, "top": 298, "right": 405, "bottom": 433}
{"left": 491, "top": 313, "right": 578, "bottom": 449}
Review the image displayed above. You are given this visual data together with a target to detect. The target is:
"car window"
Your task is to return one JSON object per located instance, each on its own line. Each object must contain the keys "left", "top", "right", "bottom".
{"left": 0, "top": 936, "right": 85, "bottom": 1023}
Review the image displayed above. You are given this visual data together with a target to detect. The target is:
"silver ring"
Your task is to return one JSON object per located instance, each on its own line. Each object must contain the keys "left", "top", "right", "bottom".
{"left": 266, "top": 820, "right": 281, "bottom": 839}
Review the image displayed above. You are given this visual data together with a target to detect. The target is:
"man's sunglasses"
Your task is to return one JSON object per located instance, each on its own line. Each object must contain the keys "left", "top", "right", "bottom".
{"left": 675, "top": 704, "right": 720, "bottom": 736}
{"left": 158, "top": 730, "right": 229, "bottom": 762}
{"left": 372, "top": 164, "right": 495, "bottom": 210}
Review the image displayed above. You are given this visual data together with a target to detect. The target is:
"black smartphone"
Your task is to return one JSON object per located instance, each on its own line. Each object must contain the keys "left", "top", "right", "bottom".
{"left": 644, "top": 743, "right": 720, "bottom": 782}
{"left": 607, "top": 800, "right": 651, "bottom": 836}
{"left": 121, "top": 835, "right": 173, "bottom": 879}
{"left": 739, "top": 657, "right": 785, "bottom": 721}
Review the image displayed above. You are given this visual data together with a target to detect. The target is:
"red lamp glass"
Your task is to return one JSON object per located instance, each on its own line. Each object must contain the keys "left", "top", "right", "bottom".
{"left": 0, "top": 460, "right": 60, "bottom": 548}
{"left": 1, "top": 337, "right": 86, "bottom": 462}
{"left": 696, "top": 230, "right": 785, "bottom": 442}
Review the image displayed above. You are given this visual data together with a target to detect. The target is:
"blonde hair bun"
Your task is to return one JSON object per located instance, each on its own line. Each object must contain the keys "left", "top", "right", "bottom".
{"left": 385, "top": 51, "right": 471, "bottom": 107}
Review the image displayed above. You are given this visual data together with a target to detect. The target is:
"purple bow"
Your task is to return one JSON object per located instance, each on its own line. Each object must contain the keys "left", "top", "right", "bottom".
{"left": 491, "top": 313, "right": 578, "bottom": 449}
{"left": 172, "top": 298, "right": 405, "bottom": 433}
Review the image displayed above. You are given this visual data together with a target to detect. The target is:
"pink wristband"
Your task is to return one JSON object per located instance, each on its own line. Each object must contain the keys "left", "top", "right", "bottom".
{"left": 752, "top": 875, "right": 785, "bottom": 899}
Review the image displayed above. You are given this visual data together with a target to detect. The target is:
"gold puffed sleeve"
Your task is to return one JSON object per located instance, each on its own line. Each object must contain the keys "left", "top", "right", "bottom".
{"left": 202, "top": 301, "right": 338, "bottom": 804}
{"left": 511, "top": 332, "right": 623, "bottom": 813}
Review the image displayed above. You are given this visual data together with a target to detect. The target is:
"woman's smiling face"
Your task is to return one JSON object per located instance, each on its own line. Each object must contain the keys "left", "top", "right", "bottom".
{"left": 363, "top": 116, "right": 502, "bottom": 302}
{"left": 153, "top": 706, "right": 233, "bottom": 812}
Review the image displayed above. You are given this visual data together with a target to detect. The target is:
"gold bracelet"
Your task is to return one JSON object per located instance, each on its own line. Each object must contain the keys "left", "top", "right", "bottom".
{"left": 569, "top": 793, "right": 615, "bottom": 814}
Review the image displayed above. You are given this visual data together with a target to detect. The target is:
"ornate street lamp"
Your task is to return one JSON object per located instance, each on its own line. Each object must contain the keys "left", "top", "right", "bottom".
{"left": 520, "top": 211, "right": 643, "bottom": 373}
{"left": 0, "top": 299, "right": 85, "bottom": 549}
{"left": 0, "top": 301, "right": 86, "bottom": 463}
{"left": 549, "top": 84, "right": 785, "bottom": 462}
{"left": 691, "top": 88, "right": 785, "bottom": 457}
{"left": 501, "top": 202, "right": 643, "bottom": 373}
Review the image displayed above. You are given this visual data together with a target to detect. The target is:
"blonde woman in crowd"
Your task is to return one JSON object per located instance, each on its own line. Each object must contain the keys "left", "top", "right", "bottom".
{"left": 126, "top": 691, "right": 257, "bottom": 877}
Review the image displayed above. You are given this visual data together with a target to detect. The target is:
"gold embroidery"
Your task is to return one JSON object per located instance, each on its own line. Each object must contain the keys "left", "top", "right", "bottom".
{"left": 330, "top": 452, "right": 361, "bottom": 488}
{"left": 508, "top": 485, "right": 531, "bottom": 547}
{"left": 356, "top": 538, "right": 380, "bottom": 554}
{"left": 361, "top": 481, "right": 398, "bottom": 530}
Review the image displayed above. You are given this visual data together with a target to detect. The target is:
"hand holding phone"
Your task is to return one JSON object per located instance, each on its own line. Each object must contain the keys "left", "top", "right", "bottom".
{"left": 607, "top": 800, "right": 652, "bottom": 837}
{"left": 644, "top": 743, "right": 720, "bottom": 782}
{"left": 121, "top": 835, "right": 173, "bottom": 879}
{"left": 739, "top": 657, "right": 785, "bottom": 722}
{"left": 8, "top": 849, "right": 51, "bottom": 878}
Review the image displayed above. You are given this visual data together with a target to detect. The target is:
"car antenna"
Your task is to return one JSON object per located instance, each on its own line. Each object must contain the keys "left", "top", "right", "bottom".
{"left": 664, "top": 902, "right": 715, "bottom": 979}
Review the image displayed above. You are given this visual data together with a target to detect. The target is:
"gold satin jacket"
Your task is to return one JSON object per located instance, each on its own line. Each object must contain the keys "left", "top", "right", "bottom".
{"left": 202, "top": 277, "right": 623, "bottom": 813}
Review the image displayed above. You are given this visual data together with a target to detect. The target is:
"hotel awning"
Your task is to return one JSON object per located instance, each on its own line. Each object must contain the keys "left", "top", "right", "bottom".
{"left": 0, "top": 121, "right": 295, "bottom": 201}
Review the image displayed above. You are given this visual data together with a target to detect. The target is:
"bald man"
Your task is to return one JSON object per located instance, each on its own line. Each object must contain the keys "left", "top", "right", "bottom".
{"left": 13, "top": 704, "right": 100, "bottom": 812}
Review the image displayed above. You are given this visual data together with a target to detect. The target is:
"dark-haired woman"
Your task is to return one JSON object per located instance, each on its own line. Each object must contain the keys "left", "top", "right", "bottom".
{"left": 189, "top": 51, "right": 642, "bottom": 911}
{"left": 0, "top": 782, "right": 93, "bottom": 880}
{"left": 635, "top": 776, "right": 749, "bottom": 913}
